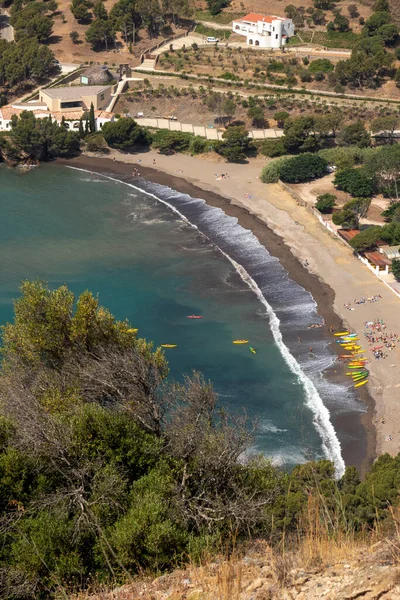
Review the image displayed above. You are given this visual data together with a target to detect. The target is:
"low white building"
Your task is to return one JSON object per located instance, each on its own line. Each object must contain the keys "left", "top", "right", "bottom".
{"left": 232, "top": 12, "right": 295, "bottom": 48}
{"left": 0, "top": 103, "right": 114, "bottom": 132}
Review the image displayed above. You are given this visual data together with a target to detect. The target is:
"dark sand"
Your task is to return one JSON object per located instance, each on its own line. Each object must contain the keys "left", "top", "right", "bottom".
{"left": 56, "top": 154, "right": 376, "bottom": 476}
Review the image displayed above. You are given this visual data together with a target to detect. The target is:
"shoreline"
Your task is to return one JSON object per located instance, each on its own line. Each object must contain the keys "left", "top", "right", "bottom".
{"left": 56, "top": 153, "right": 378, "bottom": 476}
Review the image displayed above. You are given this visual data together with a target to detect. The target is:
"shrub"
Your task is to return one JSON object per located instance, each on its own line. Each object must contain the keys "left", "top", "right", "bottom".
{"left": 308, "top": 58, "right": 334, "bottom": 73}
{"left": 189, "top": 136, "right": 209, "bottom": 155}
{"left": 261, "top": 139, "right": 286, "bottom": 158}
{"left": 274, "top": 111, "right": 290, "bottom": 128}
{"left": 260, "top": 158, "right": 288, "bottom": 183}
{"left": 392, "top": 259, "right": 400, "bottom": 280}
{"left": 334, "top": 168, "right": 375, "bottom": 197}
{"left": 151, "top": 130, "right": 192, "bottom": 154}
{"left": 85, "top": 133, "right": 109, "bottom": 153}
{"left": 349, "top": 226, "right": 383, "bottom": 251}
{"left": 344, "top": 197, "right": 371, "bottom": 218}
{"left": 279, "top": 154, "right": 328, "bottom": 183}
{"left": 102, "top": 118, "right": 150, "bottom": 150}
{"left": 382, "top": 201, "right": 400, "bottom": 222}
{"left": 315, "top": 193, "right": 336, "bottom": 213}
{"left": 332, "top": 208, "right": 359, "bottom": 229}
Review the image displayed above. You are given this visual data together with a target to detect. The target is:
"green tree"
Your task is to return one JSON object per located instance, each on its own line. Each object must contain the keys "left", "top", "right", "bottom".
{"left": 338, "top": 121, "right": 371, "bottom": 148}
{"left": 370, "top": 116, "right": 399, "bottom": 145}
{"left": 315, "top": 193, "right": 336, "bottom": 213}
{"left": 274, "top": 111, "right": 290, "bottom": 128}
{"left": 334, "top": 168, "right": 375, "bottom": 197}
{"left": 261, "top": 139, "right": 286, "bottom": 157}
{"left": 70, "top": 0, "right": 92, "bottom": 22}
{"left": 85, "top": 17, "right": 115, "bottom": 50}
{"left": 279, "top": 153, "right": 328, "bottom": 183}
{"left": 308, "top": 59, "right": 334, "bottom": 73}
{"left": 219, "top": 125, "right": 252, "bottom": 162}
{"left": 223, "top": 98, "right": 236, "bottom": 122}
{"left": 392, "top": 259, "right": 400, "bottom": 280}
{"left": 334, "top": 14, "right": 350, "bottom": 32}
{"left": 102, "top": 117, "right": 149, "bottom": 150}
{"left": 70, "top": 30, "right": 80, "bottom": 43}
{"left": 247, "top": 105, "right": 265, "bottom": 128}
{"left": 332, "top": 207, "right": 359, "bottom": 229}
{"left": 89, "top": 102, "right": 96, "bottom": 134}
{"left": 349, "top": 226, "right": 382, "bottom": 251}
{"left": 93, "top": 0, "right": 108, "bottom": 19}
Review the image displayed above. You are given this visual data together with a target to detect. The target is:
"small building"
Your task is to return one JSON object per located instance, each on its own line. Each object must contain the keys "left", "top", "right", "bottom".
{"left": 337, "top": 229, "right": 360, "bottom": 244}
{"left": 363, "top": 251, "right": 391, "bottom": 274}
{"left": 0, "top": 105, "right": 114, "bottom": 132}
{"left": 379, "top": 245, "right": 400, "bottom": 261}
{"left": 80, "top": 65, "right": 115, "bottom": 86}
{"left": 232, "top": 12, "right": 295, "bottom": 48}
{"left": 39, "top": 85, "right": 112, "bottom": 113}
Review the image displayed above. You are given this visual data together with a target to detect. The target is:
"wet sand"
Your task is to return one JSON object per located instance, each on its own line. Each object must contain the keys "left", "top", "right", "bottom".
{"left": 56, "top": 153, "right": 378, "bottom": 476}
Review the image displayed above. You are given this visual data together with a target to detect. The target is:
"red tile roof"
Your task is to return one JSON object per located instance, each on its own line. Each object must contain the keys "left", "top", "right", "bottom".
{"left": 241, "top": 12, "right": 283, "bottom": 23}
{"left": 338, "top": 229, "right": 360, "bottom": 242}
{"left": 364, "top": 252, "right": 391, "bottom": 267}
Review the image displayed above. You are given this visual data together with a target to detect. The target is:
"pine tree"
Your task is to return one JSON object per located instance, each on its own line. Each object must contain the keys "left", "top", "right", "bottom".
{"left": 79, "top": 117, "right": 84, "bottom": 138}
{"left": 89, "top": 102, "right": 96, "bottom": 133}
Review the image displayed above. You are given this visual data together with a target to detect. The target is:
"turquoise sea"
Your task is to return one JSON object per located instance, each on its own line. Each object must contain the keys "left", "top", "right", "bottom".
{"left": 0, "top": 164, "right": 367, "bottom": 474}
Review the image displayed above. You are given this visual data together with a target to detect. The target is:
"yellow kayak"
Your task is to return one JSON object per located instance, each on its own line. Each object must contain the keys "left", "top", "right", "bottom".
{"left": 233, "top": 340, "right": 249, "bottom": 344}
{"left": 161, "top": 344, "right": 177, "bottom": 348}
{"left": 335, "top": 331, "right": 350, "bottom": 336}
{"left": 354, "top": 379, "right": 368, "bottom": 388}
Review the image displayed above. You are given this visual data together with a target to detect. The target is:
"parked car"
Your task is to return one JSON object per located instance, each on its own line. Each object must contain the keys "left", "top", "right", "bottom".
{"left": 206, "top": 36, "right": 219, "bottom": 43}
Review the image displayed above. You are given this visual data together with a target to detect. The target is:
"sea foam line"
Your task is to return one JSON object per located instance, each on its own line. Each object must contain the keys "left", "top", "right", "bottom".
{"left": 66, "top": 165, "right": 345, "bottom": 477}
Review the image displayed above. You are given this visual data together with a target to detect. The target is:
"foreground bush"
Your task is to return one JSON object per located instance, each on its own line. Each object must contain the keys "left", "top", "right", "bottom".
{"left": 3, "top": 282, "right": 400, "bottom": 598}
{"left": 334, "top": 168, "right": 375, "bottom": 198}
{"left": 102, "top": 117, "right": 150, "bottom": 150}
{"left": 316, "top": 193, "right": 336, "bottom": 213}
{"left": 279, "top": 153, "right": 328, "bottom": 183}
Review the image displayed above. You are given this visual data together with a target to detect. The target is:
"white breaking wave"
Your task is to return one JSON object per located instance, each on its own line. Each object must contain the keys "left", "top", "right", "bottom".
{"left": 260, "top": 420, "right": 288, "bottom": 434}
{"left": 66, "top": 165, "right": 345, "bottom": 478}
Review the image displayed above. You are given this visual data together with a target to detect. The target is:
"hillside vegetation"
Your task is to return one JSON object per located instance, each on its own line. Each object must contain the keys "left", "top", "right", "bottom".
{"left": 1, "top": 282, "right": 400, "bottom": 598}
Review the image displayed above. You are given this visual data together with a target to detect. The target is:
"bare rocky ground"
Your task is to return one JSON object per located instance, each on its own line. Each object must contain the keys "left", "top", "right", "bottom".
{"left": 76, "top": 540, "right": 400, "bottom": 600}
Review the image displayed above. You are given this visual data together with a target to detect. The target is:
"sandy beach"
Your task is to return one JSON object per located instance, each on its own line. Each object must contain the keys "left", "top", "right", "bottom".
{"left": 57, "top": 149, "right": 400, "bottom": 470}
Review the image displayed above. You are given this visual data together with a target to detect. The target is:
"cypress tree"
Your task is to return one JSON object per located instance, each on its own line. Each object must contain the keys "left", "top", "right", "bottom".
{"left": 85, "top": 114, "right": 89, "bottom": 135}
{"left": 79, "top": 117, "right": 84, "bottom": 138}
{"left": 89, "top": 102, "right": 96, "bottom": 133}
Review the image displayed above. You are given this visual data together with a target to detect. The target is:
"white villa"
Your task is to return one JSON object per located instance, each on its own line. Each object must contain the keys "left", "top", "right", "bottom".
{"left": 232, "top": 12, "right": 295, "bottom": 48}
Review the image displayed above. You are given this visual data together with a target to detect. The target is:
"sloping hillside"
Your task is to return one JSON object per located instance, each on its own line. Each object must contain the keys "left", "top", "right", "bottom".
{"left": 76, "top": 540, "right": 400, "bottom": 600}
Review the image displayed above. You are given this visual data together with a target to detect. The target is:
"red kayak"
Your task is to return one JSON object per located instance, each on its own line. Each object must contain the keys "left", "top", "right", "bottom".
{"left": 371, "top": 346, "right": 383, "bottom": 351}
{"left": 187, "top": 315, "right": 203, "bottom": 319}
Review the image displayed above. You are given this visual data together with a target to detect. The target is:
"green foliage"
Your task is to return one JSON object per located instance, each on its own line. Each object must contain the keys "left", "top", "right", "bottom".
{"left": 318, "top": 146, "right": 372, "bottom": 170}
{"left": 85, "top": 133, "right": 109, "bottom": 153}
{"left": 207, "top": 0, "right": 230, "bottom": 17}
{"left": 315, "top": 193, "right": 336, "bottom": 213}
{"left": 219, "top": 125, "right": 252, "bottom": 162}
{"left": 260, "top": 139, "right": 286, "bottom": 158}
{"left": 382, "top": 201, "right": 400, "bottom": 222}
{"left": 247, "top": 105, "right": 265, "bottom": 128}
{"left": 8, "top": 112, "right": 80, "bottom": 161}
{"left": 0, "top": 38, "right": 55, "bottom": 87}
{"left": 338, "top": 121, "right": 371, "bottom": 148}
{"left": 334, "top": 168, "right": 375, "bottom": 197}
{"left": 10, "top": 1, "right": 53, "bottom": 43}
{"left": 189, "top": 136, "right": 211, "bottom": 155}
{"left": 151, "top": 130, "right": 192, "bottom": 154}
{"left": 332, "top": 208, "right": 359, "bottom": 229}
{"left": 344, "top": 197, "right": 371, "bottom": 218}
{"left": 392, "top": 259, "right": 400, "bottom": 280}
{"left": 102, "top": 117, "right": 150, "bottom": 150}
{"left": 85, "top": 17, "right": 115, "bottom": 50}
{"left": 308, "top": 58, "right": 334, "bottom": 74}
{"left": 349, "top": 226, "right": 382, "bottom": 251}
{"left": 274, "top": 111, "right": 290, "bottom": 128}
{"left": 260, "top": 158, "right": 287, "bottom": 183}
{"left": 279, "top": 153, "right": 328, "bottom": 183}
{"left": 195, "top": 23, "right": 230, "bottom": 39}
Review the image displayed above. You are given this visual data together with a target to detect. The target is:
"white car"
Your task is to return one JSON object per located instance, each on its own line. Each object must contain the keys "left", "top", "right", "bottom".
{"left": 206, "top": 36, "right": 219, "bottom": 43}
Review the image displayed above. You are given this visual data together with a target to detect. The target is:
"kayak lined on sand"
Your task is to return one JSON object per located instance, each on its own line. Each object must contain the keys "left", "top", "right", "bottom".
{"left": 250, "top": 347, "right": 257, "bottom": 354}
{"left": 187, "top": 315, "right": 203, "bottom": 319}
{"left": 354, "top": 379, "right": 368, "bottom": 388}
{"left": 335, "top": 331, "right": 350, "bottom": 336}
{"left": 233, "top": 340, "right": 249, "bottom": 344}
{"left": 161, "top": 344, "right": 177, "bottom": 348}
